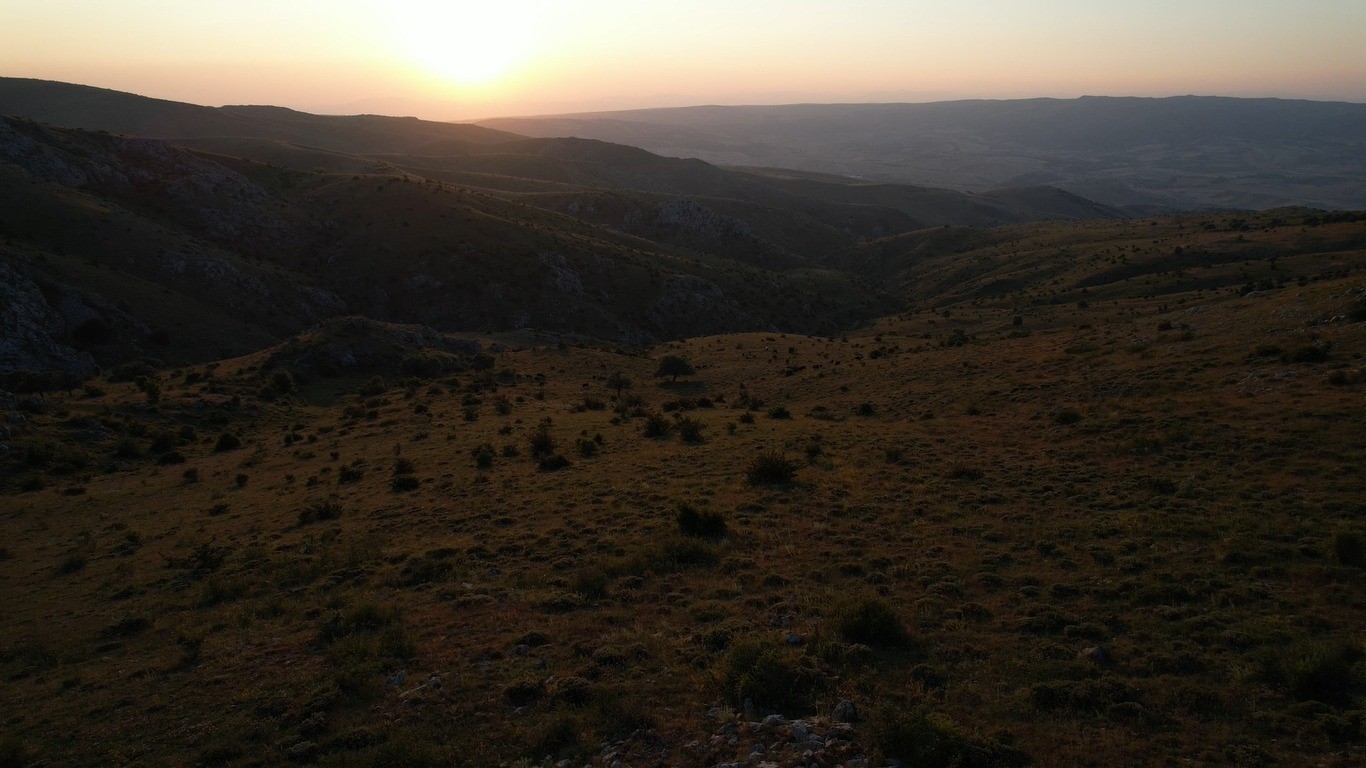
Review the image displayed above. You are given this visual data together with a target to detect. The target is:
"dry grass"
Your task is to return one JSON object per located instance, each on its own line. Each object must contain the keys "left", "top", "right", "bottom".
{"left": 2, "top": 222, "right": 1364, "bottom": 767}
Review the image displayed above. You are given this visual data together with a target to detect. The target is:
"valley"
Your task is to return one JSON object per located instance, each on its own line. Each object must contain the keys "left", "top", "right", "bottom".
{"left": 1, "top": 82, "right": 1364, "bottom": 768}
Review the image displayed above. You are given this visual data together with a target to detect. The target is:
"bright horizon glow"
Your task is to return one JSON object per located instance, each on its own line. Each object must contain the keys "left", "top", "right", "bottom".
{"left": 1, "top": 1, "right": 1364, "bottom": 121}
{"left": 396, "top": 3, "right": 539, "bottom": 86}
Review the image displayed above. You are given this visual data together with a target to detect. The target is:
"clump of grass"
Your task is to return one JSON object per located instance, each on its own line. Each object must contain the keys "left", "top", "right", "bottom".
{"left": 1255, "top": 639, "right": 1365, "bottom": 707}
{"left": 317, "top": 601, "right": 414, "bottom": 696}
{"left": 391, "top": 457, "right": 419, "bottom": 492}
{"left": 297, "top": 501, "right": 342, "bottom": 526}
{"left": 338, "top": 462, "right": 364, "bottom": 483}
{"left": 871, "top": 704, "right": 1026, "bottom": 767}
{"left": 57, "top": 553, "right": 87, "bottom": 575}
{"left": 947, "top": 464, "right": 985, "bottom": 481}
{"left": 746, "top": 451, "right": 800, "bottom": 485}
{"left": 676, "top": 502, "right": 726, "bottom": 539}
{"left": 1284, "top": 345, "right": 1331, "bottom": 364}
{"left": 1053, "top": 408, "right": 1083, "bottom": 425}
{"left": 652, "top": 536, "right": 719, "bottom": 571}
{"left": 0, "top": 735, "right": 35, "bottom": 768}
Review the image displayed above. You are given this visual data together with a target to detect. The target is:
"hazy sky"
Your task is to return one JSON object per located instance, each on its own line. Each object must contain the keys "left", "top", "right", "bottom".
{"left": 3, "top": 1, "right": 1364, "bottom": 119}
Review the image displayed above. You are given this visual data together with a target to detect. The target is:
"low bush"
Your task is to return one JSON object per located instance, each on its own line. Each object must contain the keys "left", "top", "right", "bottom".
{"left": 298, "top": 502, "right": 343, "bottom": 526}
{"left": 746, "top": 451, "right": 800, "bottom": 485}
{"left": 538, "top": 453, "right": 572, "bottom": 472}
{"left": 720, "top": 637, "right": 828, "bottom": 716}
{"left": 1333, "top": 530, "right": 1364, "bottom": 567}
{"left": 677, "top": 417, "right": 705, "bottom": 443}
{"left": 872, "top": 704, "right": 1026, "bottom": 768}
{"left": 834, "top": 597, "right": 910, "bottom": 648}
{"left": 676, "top": 502, "right": 726, "bottom": 539}
{"left": 643, "top": 412, "right": 671, "bottom": 439}
{"left": 471, "top": 443, "right": 495, "bottom": 468}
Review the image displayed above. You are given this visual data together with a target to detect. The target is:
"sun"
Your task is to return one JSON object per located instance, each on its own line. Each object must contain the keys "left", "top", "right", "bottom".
{"left": 398, "top": 4, "right": 534, "bottom": 86}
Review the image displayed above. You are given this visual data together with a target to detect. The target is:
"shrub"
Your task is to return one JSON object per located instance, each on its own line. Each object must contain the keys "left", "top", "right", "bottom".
{"left": 1054, "top": 409, "right": 1083, "bottom": 425}
{"left": 149, "top": 431, "right": 176, "bottom": 453}
{"left": 767, "top": 406, "right": 792, "bottom": 419}
{"left": 721, "top": 637, "right": 828, "bottom": 716}
{"left": 677, "top": 417, "right": 705, "bottom": 444}
{"left": 471, "top": 443, "right": 495, "bottom": 468}
{"left": 338, "top": 463, "right": 364, "bottom": 483}
{"left": 651, "top": 536, "right": 718, "bottom": 572}
{"left": 746, "top": 451, "right": 799, "bottom": 485}
{"left": 57, "top": 554, "right": 87, "bottom": 575}
{"left": 654, "top": 355, "right": 695, "bottom": 382}
{"left": 528, "top": 418, "right": 556, "bottom": 457}
{"left": 576, "top": 439, "right": 598, "bottom": 458}
{"left": 1333, "top": 530, "right": 1364, "bottom": 567}
{"left": 1256, "top": 639, "right": 1364, "bottom": 707}
{"left": 213, "top": 432, "right": 241, "bottom": 452}
{"left": 643, "top": 412, "right": 671, "bottom": 439}
{"left": 538, "top": 453, "right": 572, "bottom": 472}
{"left": 834, "top": 598, "right": 910, "bottom": 647}
{"left": 112, "top": 437, "right": 142, "bottom": 459}
{"left": 1285, "top": 345, "right": 1331, "bottom": 364}
{"left": 391, "top": 475, "right": 420, "bottom": 492}
{"left": 947, "top": 464, "right": 984, "bottom": 481}
{"left": 298, "top": 502, "right": 343, "bottom": 526}
{"left": 871, "top": 705, "right": 1027, "bottom": 768}
{"left": 676, "top": 502, "right": 726, "bottom": 539}
{"left": 857, "top": 402, "right": 876, "bottom": 416}
{"left": 270, "top": 370, "right": 295, "bottom": 394}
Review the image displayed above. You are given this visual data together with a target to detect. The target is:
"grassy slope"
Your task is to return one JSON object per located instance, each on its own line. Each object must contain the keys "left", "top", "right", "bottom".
{"left": 2, "top": 215, "right": 1362, "bottom": 767}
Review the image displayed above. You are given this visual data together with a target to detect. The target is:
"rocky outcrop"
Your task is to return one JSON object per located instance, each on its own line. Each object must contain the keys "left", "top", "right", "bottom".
{"left": 263, "top": 316, "right": 490, "bottom": 377}
{"left": 0, "top": 262, "right": 97, "bottom": 381}
{"left": 653, "top": 199, "right": 752, "bottom": 240}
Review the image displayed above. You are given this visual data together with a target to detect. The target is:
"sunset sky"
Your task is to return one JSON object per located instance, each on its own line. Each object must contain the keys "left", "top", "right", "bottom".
{"left": 3, "top": 0, "right": 1364, "bottom": 120}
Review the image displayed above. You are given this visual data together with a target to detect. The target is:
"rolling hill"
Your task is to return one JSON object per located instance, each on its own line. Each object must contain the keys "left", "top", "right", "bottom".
{"left": 1, "top": 79, "right": 1365, "bottom": 768}
{"left": 481, "top": 96, "right": 1366, "bottom": 212}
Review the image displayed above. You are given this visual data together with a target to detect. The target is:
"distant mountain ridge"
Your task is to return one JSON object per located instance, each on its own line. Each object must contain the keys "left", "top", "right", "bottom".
{"left": 0, "top": 78, "right": 521, "bottom": 153}
{"left": 481, "top": 96, "right": 1366, "bottom": 212}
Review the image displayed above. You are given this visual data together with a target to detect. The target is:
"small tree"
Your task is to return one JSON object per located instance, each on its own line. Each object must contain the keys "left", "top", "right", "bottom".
{"left": 606, "top": 371, "right": 632, "bottom": 398}
{"left": 655, "top": 355, "right": 695, "bottom": 383}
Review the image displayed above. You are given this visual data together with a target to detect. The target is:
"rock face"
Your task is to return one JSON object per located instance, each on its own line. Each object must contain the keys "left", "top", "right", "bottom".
{"left": 263, "top": 316, "right": 489, "bottom": 377}
{"left": 653, "top": 200, "right": 752, "bottom": 240}
{"left": 0, "top": 262, "right": 96, "bottom": 382}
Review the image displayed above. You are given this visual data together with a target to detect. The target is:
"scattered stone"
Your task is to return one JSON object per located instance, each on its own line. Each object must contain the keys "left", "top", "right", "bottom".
{"left": 833, "top": 699, "right": 858, "bottom": 723}
{"left": 285, "top": 740, "right": 316, "bottom": 761}
{"left": 1080, "top": 646, "right": 1110, "bottom": 666}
